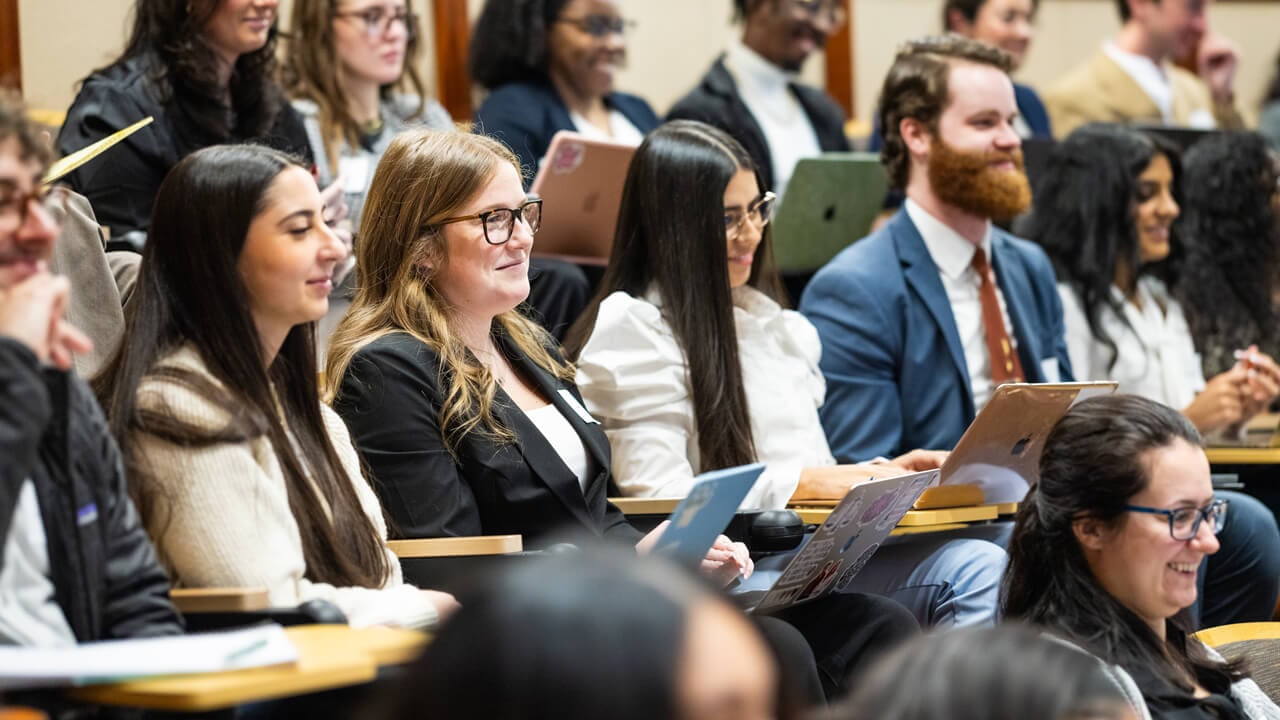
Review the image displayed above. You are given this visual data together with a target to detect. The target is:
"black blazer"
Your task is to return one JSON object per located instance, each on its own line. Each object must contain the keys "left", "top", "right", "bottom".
{"left": 666, "top": 56, "right": 851, "bottom": 193}
{"left": 333, "top": 330, "right": 641, "bottom": 550}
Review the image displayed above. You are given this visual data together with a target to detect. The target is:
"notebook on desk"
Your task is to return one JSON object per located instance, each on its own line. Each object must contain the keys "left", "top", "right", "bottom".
{"left": 737, "top": 470, "right": 937, "bottom": 615}
{"left": 1206, "top": 413, "right": 1280, "bottom": 448}
{"left": 939, "top": 382, "right": 1118, "bottom": 504}
{"left": 528, "top": 131, "right": 636, "bottom": 261}
{"left": 770, "top": 153, "right": 888, "bottom": 272}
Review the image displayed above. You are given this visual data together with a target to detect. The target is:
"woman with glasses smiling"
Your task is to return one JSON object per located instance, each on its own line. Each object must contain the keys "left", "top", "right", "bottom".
{"left": 469, "top": 0, "right": 659, "bottom": 180}
{"left": 284, "top": 0, "right": 451, "bottom": 230}
{"left": 566, "top": 121, "right": 1008, "bottom": 630}
{"left": 1003, "top": 394, "right": 1280, "bottom": 720}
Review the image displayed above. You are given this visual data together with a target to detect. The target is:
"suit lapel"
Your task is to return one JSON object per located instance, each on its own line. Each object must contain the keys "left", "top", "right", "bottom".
{"left": 494, "top": 334, "right": 603, "bottom": 528}
{"left": 892, "top": 212, "right": 974, "bottom": 405}
{"left": 989, "top": 234, "right": 1042, "bottom": 381}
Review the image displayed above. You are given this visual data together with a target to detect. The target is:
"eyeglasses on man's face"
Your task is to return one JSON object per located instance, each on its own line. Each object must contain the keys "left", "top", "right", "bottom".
{"left": 435, "top": 199, "right": 543, "bottom": 246}
{"left": 724, "top": 191, "right": 777, "bottom": 241}
{"left": 555, "top": 14, "right": 634, "bottom": 38}
{"left": 334, "top": 4, "right": 417, "bottom": 40}
{"left": 0, "top": 182, "right": 61, "bottom": 234}
{"left": 1124, "top": 498, "right": 1229, "bottom": 541}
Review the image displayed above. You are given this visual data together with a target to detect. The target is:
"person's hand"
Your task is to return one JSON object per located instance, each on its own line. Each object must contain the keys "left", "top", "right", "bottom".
{"left": 330, "top": 225, "right": 355, "bottom": 287}
{"left": 635, "top": 520, "right": 668, "bottom": 555}
{"left": 1235, "top": 345, "right": 1280, "bottom": 418}
{"left": 702, "top": 534, "right": 753, "bottom": 587}
{"left": 1197, "top": 32, "right": 1239, "bottom": 106}
{"left": 1183, "top": 365, "right": 1248, "bottom": 434}
{"left": 318, "top": 176, "right": 349, "bottom": 226}
{"left": 0, "top": 266, "right": 92, "bottom": 370}
{"left": 421, "top": 589, "right": 460, "bottom": 622}
{"left": 888, "top": 448, "right": 949, "bottom": 472}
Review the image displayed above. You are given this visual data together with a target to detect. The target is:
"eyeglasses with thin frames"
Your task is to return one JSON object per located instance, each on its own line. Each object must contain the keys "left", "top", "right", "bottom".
{"left": 724, "top": 191, "right": 777, "bottom": 241}
{"left": 555, "top": 15, "right": 634, "bottom": 38}
{"left": 333, "top": 5, "right": 417, "bottom": 41}
{"left": 1124, "top": 498, "right": 1229, "bottom": 541}
{"left": 435, "top": 199, "right": 543, "bottom": 246}
{"left": 791, "top": 0, "right": 847, "bottom": 27}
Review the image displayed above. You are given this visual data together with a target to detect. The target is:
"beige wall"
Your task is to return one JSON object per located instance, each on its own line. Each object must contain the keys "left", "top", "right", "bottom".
{"left": 18, "top": 0, "right": 1280, "bottom": 122}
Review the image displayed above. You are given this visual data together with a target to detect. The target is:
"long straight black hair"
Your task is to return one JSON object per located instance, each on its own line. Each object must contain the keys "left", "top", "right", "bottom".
{"left": 1002, "top": 394, "right": 1243, "bottom": 697}
{"left": 94, "top": 143, "right": 391, "bottom": 590}
{"left": 565, "top": 120, "right": 786, "bottom": 472}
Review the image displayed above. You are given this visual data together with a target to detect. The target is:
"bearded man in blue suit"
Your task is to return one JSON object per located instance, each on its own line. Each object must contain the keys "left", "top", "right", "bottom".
{"left": 802, "top": 35, "right": 1279, "bottom": 630}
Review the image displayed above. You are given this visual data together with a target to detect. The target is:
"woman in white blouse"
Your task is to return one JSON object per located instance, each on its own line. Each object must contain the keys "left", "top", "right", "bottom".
{"left": 1026, "top": 123, "right": 1280, "bottom": 436}
{"left": 565, "top": 120, "right": 1007, "bottom": 627}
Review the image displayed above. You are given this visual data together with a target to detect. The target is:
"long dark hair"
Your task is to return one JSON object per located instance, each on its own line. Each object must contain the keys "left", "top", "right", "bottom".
{"left": 381, "top": 546, "right": 798, "bottom": 719}
{"left": 826, "top": 623, "right": 1130, "bottom": 720}
{"left": 1264, "top": 47, "right": 1280, "bottom": 106}
{"left": 111, "top": 0, "right": 285, "bottom": 151}
{"left": 93, "top": 144, "right": 391, "bottom": 590}
{"left": 468, "top": 0, "right": 572, "bottom": 90}
{"left": 1002, "top": 394, "right": 1243, "bottom": 696}
{"left": 564, "top": 120, "right": 786, "bottom": 472}
{"left": 1176, "top": 131, "right": 1279, "bottom": 373}
{"left": 1023, "top": 124, "right": 1182, "bottom": 371}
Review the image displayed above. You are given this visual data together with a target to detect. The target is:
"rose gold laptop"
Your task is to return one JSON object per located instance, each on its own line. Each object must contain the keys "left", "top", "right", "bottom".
{"left": 940, "top": 381, "right": 1119, "bottom": 504}
{"left": 529, "top": 131, "right": 637, "bottom": 263}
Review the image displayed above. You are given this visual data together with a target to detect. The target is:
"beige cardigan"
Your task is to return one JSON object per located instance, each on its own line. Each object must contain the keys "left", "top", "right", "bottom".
{"left": 132, "top": 345, "right": 437, "bottom": 629}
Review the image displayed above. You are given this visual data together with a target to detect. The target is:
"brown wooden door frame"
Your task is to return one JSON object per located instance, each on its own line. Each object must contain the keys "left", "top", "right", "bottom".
{"left": 824, "top": 7, "right": 855, "bottom": 120}
{"left": 0, "top": 0, "right": 21, "bottom": 92}
{"left": 431, "top": 0, "right": 471, "bottom": 121}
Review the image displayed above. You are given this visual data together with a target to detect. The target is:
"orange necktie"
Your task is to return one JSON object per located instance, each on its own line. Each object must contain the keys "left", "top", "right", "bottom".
{"left": 971, "top": 247, "right": 1025, "bottom": 385}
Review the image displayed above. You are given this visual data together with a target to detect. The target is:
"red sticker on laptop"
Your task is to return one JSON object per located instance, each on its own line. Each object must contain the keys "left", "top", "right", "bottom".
{"left": 549, "top": 140, "right": 585, "bottom": 174}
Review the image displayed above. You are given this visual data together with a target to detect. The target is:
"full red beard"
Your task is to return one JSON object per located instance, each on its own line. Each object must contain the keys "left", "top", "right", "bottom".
{"left": 926, "top": 138, "right": 1032, "bottom": 222}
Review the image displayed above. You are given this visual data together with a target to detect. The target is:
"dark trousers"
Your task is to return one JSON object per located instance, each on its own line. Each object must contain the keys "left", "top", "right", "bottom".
{"left": 756, "top": 593, "right": 918, "bottom": 704}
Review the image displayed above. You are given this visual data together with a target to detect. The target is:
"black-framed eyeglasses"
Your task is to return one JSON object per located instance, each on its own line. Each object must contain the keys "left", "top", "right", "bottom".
{"left": 1124, "top": 498, "right": 1229, "bottom": 541}
{"left": 724, "top": 191, "right": 777, "bottom": 240}
{"left": 0, "top": 183, "right": 62, "bottom": 233}
{"left": 791, "top": 0, "right": 847, "bottom": 26}
{"left": 556, "top": 14, "right": 634, "bottom": 38}
{"left": 334, "top": 5, "right": 418, "bottom": 40}
{"left": 435, "top": 199, "right": 543, "bottom": 245}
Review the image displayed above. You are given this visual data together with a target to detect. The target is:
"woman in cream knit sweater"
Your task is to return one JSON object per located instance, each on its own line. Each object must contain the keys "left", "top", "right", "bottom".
{"left": 94, "top": 144, "right": 455, "bottom": 629}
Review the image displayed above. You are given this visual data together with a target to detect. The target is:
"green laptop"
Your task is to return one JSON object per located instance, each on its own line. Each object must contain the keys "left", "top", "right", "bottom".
{"left": 770, "top": 153, "right": 888, "bottom": 272}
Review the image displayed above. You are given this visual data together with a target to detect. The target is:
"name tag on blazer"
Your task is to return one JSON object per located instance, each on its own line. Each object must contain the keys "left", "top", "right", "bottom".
{"left": 1040, "top": 358, "right": 1061, "bottom": 383}
{"left": 558, "top": 389, "right": 600, "bottom": 424}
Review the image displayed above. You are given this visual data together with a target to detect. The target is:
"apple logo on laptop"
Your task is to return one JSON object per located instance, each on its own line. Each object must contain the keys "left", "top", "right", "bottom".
{"left": 1010, "top": 436, "right": 1033, "bottom": 457}
{"left": 582, "top": 192, "right": 599, "bottom": 213}
{"left": 823, "top": 204, "right": 836, "bottom": 222}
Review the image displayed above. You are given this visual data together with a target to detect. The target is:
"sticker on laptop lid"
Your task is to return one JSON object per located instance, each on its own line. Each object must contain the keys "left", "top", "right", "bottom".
{"left": 549, "top": 140, "right": 585, "bottom": 174}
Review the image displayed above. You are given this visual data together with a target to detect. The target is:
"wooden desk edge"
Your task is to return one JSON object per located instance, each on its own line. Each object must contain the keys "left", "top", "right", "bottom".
{"left": 388, "top": 534, "right": 522, "bottom": 558}
{"left": 170, "top": 587, "right": 270, "bottom": 613}
{"left": 610, "top": 497, "right": 681, "bottom": 515}
{"left": 1205, "top": 447, "right": 1280, "bottom": 465}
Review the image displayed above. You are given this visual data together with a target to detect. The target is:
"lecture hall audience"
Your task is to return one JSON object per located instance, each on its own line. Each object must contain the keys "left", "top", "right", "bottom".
{"left": 567, "top": 120, "right": 1005, "bottom": 629}
{"left": 93, "top": 144, "right": 456, "bottom": 630}
{"left": 324, "top": 127, "right": 920, "bottom": 702}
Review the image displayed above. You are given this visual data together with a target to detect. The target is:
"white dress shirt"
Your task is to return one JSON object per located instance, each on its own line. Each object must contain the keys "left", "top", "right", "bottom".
{"left": 905, "top": 199, "right": 1019, "bottom": 411}
{"left": 1102, "top": 42, "right": 1216, "bottom": 128}
{"left": 1058, "top": 276, "right": 1204, "bottom": 410}
{"left": 0, "top": 479, "right": 76, "bottom": 646}
{"left": 569, "top": 109, "right": 646, "bottom": 147}
{"left": 576, "top": 287, "right": 834, "bottom": 510}
{"left": 723, "top": 40, "right": 822, "bottom": 198}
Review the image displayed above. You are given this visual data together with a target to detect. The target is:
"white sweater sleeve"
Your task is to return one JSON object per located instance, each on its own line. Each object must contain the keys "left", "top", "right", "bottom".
{"left": 133, "top": 369, "right": 437, "bottom": 630}
{"left": 576, "top": 293, "right": 797, "bottom": 509}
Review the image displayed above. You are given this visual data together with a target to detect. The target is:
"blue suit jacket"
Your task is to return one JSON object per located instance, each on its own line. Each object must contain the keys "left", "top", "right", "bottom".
{"left": 799, "top": 209, "right": 1073, "bottom": 461}
{"left": 472, "top": 81, "right": 660, "bottom": 187}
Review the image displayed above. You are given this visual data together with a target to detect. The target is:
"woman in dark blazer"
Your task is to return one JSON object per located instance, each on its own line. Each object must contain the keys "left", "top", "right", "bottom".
{"left": 468, "top": 0, "right": 660, "bottom": 181}
{"left": 325, "top": 128, "right": 919, "bottom": 705}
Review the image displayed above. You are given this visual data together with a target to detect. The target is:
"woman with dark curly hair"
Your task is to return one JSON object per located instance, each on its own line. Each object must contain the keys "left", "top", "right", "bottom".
{"left": 57, "top": 0, "right": 313, "bottom": 248}
{"left": 468, "top": 0, "right": 659, "bottom": 180}
{"left": 1176, "top": 131, "right": 1280, "bottom": 380}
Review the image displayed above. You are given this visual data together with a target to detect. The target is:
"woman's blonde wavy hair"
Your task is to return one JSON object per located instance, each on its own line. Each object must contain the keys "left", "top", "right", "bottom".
{"left": 323, "top": 129, "right": 571, "bottom": 453}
